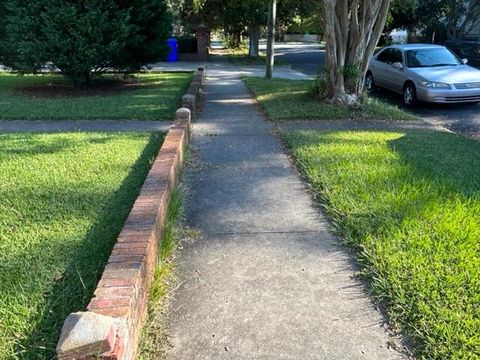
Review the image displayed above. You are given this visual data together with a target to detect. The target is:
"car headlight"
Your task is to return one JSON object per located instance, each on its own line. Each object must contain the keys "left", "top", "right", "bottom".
{"left": 421, "top": 81, "right": 451, "bottom": 89}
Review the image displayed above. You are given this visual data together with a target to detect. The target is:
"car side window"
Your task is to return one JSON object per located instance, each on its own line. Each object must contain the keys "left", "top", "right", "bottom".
{"left": 391, "top": 49, "right": 403, "bottom": 64}
{"left": 376, "top": 49, "right": 391, "bottom": 63}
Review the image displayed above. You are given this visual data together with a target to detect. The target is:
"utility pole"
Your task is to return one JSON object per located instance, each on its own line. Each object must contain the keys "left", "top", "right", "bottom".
{"left": 265, "top": 0, "right": 277, "bottom": 79}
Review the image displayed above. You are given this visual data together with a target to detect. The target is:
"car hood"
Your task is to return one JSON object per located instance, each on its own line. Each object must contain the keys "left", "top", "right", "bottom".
{"left": 409, "top": 65, "right": 480, "bottom": 84}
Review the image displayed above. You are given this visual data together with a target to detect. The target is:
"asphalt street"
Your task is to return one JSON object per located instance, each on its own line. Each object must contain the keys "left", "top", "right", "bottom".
{"left": 268, "top": 42, "right": 480, "bottom": 138}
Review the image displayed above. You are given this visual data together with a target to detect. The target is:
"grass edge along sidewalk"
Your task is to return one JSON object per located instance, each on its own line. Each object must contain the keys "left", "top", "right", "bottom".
{"left": 0, "top": 72, "right": 192, "bottom": 120}
{"left": 284, "top": 129, "right": 480, "bottom": 360}
{"left": 0, "top": 131, "right": 164, "bottom": 360}
{"left": 244, "top": 77, "right": 419, "bottom": 122}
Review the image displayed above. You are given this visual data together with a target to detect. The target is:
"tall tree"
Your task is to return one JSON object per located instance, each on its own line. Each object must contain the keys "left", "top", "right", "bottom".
{"left": 322, "top": 0, "right": 391, "bottom": 105}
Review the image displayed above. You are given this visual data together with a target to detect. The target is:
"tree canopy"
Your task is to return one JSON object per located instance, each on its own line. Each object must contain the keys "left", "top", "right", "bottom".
{"left": 387, "top": 0, "right": 480, "bottom": 41}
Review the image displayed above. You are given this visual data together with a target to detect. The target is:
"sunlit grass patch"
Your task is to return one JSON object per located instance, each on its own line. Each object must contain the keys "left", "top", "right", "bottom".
{"left": 284, "top": 130, "right": 480, "bottom": 359}
{"left": 0, "top": 132, "right": 163, "bottom": 359}
{"left": 244, "top": 77, "right": 419, "bottom": 121}
{"left": 0, "top": 72, "right": 192, "bottom": 120}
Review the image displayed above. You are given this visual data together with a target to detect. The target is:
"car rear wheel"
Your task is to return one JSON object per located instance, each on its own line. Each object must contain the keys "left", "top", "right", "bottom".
{"left": 365, "top": 72, "right": 375, "bottom": 92}
{"left": 403, "top": 83, "right": 417, "bottom": 106}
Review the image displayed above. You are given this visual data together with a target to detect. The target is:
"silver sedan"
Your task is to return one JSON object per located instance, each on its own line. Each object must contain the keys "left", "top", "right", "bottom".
{"left": 366, "top": 44, "right": 480, "bottom": 106}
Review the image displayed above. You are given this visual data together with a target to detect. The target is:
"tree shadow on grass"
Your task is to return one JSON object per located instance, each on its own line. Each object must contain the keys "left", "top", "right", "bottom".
{"left": 0, "top": 133, "right": 149, "bottom": 157}
{"left": 388, "top": 130, "right": 480, "bottom": 197}
{"left": 12, "top": 132, "right": 163, "bottom": 359}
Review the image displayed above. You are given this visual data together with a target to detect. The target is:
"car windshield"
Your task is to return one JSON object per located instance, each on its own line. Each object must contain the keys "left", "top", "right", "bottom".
{"left": 406, "top": 48, "right": 462, "bottom": 68}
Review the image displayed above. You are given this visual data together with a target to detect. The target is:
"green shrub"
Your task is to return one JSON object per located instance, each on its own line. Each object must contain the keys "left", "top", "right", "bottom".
{"left": 1, "top": 0, "right": 172, "bottom": 86}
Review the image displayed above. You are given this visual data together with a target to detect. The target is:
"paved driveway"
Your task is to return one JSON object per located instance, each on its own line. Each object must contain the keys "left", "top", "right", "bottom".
{"left": 373, "top": 89, "right": 480, "bottom": 137}
{"left": 261, "top": 42, "right": 326, "bottom": 76}
{"left": 272, "top": 42, "right": 480, "bottom": 137}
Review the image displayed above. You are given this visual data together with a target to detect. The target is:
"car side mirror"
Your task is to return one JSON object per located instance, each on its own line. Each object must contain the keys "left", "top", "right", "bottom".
{"left": 392, "top": 62, "right": 404, "bottom": 69}
{"left": 461, "top": 58, "right": 468, "bottom": 64}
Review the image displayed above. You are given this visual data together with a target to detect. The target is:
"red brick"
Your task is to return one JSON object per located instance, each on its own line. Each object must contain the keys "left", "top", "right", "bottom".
{"left": 92, "top": 306, "right": 131, "bottom": 318}
{"left": 113, "top": 242, "right": 149, "bottom": 250}
{"left": 97, "top": 278, "right": 136, "bottom": 288}
{"left": 117, "top": 234, "right": 151, "bottom": 243}
{"left": 102, "top": 268, "right": 139, "bottom": 280}
{"left": 108, "top": 255, "right": 145, "bottom": 264}
{"left": 111, "top": 246, "right": 149, "bottom": 256}
{"left": 89, "top": 297, "right": 132, "bottom": 310}
{"left": 104, "top": 262, "right": 143, "bottom": 274}
{"left": 94, "top": 287, "right": 135, "bottom": 299}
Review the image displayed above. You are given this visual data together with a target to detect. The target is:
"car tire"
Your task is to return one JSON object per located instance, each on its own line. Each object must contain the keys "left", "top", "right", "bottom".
{"left": 365, "top": 72, "right": 375, "bottom": 92}
{"left": 403, "top": 82, "right": 417, "bottom": 106}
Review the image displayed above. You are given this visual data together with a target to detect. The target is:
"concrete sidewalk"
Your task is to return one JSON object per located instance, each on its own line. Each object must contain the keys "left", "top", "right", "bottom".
{"left": 164, "top": 63, "right": 405, "bottom": 359}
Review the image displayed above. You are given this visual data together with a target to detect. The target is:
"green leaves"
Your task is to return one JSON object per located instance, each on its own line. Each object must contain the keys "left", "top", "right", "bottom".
{"left": 1, "top": 0, "right": 172, "bottom": 86}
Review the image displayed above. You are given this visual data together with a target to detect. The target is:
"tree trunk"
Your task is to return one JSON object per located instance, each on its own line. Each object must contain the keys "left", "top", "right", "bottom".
{"left": 265, "top": 0, "right": 277, "bottom": 79}
{"left": 323, "top": 0, "right": 392, "bottom": 105}
{"left": 248, "top": 24, "right": 260, "bottom": 58}
{"left": 230, "top": 30, "right": 242, "bottom": 48}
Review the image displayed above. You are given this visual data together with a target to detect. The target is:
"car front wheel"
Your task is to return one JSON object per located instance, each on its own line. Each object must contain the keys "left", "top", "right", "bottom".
{"left": 403, "top": 83, "right": 417, "bottom": 106}
{"left": 365, "top": 72, "right": 375, "bottom": 92}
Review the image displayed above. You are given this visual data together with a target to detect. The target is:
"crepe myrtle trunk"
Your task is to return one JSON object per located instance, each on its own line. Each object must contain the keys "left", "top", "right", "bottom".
{"left": 323, "top": 0, "right": 391, "bottom": 105}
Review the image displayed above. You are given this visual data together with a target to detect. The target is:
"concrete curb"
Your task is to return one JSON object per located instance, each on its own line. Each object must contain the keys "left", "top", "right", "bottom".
{"left": 56, "top": 68, "right": 204, "bottom": 360}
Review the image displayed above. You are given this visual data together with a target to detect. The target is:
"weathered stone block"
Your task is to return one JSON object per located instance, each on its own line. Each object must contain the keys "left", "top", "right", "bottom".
{"left": 56, "top": 312, "right": 117, "bottom": 360}
{"left": 182, "top": 94, "right": 195, "bottom": 112}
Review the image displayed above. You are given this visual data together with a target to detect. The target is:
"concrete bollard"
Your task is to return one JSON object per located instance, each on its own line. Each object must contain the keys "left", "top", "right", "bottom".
{"left": 174, "top": 107, "right": 192, "bottom": 138}
{"left": 197, "top": 67, "right": 205, "bottom": 84}
{"left": 56, "top": 312, "right": 126, "bottom": 360}
{"left": 182, "top": 94, "right": 196, "bottom": 113}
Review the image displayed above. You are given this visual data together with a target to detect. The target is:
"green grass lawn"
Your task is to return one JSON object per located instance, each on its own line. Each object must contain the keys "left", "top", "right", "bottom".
{"left": 0, "top": 72, "right": 192, "bottom": 120}
{"left": 284, "top": 130, "right": 480, "bottom": 359}
{"left": 0, "top": 132, "right": 163, "bottom": 359}
{"left": 244, "top": 77, "right": 419, "bottom": 121}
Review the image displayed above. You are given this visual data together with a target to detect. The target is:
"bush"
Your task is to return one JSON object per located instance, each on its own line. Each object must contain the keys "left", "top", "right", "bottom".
{"left": 310, "top": 72, "right": 329, "bottom": 99}
{"left": 1, "top": 0, "right": 172, "bottom": 86}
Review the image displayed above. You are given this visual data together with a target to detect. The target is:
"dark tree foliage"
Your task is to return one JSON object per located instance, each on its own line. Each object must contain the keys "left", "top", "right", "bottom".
{"left": 1, "top": 0, "right": 172, "bottom": 86}
{"left": 386, "top": 0, "right": 480, "bottom": 41}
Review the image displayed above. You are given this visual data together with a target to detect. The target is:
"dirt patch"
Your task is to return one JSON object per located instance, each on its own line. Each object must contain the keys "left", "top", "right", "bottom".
{"left": 20, "top": 78, "right": 153, "bottom": 98}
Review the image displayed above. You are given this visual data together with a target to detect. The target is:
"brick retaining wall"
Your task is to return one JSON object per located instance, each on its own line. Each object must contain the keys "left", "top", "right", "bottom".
{"left": 56, "top": 68, "right": 204, "bottom": 360}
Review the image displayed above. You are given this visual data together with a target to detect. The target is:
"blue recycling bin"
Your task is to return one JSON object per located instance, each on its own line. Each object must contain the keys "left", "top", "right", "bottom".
{"left": 167, "top": 38, "right": 178, "bottom": 62}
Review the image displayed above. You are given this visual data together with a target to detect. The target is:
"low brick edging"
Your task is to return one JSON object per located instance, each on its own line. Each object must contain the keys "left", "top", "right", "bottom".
{"left": 56, "top": 69, "right": 204, "bottom": 360}
{"left": 182, "top": 67, "right": 204, "bottom": 116}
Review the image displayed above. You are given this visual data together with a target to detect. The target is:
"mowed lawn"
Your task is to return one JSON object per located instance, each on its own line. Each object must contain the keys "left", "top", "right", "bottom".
{"left": 0, "top": 132, "right": 163, "bottom": 359}
{"left": 284, "top": 130, "right": 480, "bottom": 359}
{"left": 244, "top": 78, "right": 419, "bottom": 121}
{"left": 0, "top": 72, "right": 192, "bottom": 120}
